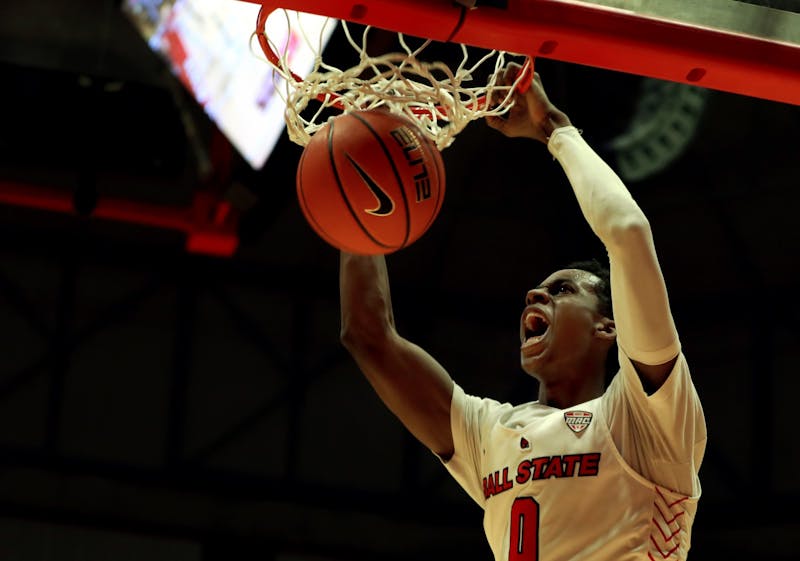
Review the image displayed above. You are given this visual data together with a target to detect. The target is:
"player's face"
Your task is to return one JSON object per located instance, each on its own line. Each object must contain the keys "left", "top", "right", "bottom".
{"left": 519, "top": 269, "right": 608, "bottom": 378}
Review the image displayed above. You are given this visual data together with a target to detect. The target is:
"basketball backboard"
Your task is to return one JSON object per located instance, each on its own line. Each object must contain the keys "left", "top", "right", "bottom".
{"left": 241, "top": 0, "right": 800, "bottom": 106}
{"left": 577, "top": 0, "right": 799, "bottom": 44}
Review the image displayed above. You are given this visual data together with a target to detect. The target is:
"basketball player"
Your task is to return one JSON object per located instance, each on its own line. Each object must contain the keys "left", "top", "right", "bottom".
{"left": 339, "top": 65, "right": 706, "bottom": 561}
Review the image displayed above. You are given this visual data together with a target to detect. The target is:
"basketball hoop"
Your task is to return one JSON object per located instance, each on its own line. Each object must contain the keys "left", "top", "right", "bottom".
{"left": 252, "top": 6, "right": 532, "bottom": 149}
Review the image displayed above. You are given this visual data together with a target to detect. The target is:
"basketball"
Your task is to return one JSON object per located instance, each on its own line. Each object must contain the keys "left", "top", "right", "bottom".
{"left": 296, "top": 109, "right": 445, "bottom": 255}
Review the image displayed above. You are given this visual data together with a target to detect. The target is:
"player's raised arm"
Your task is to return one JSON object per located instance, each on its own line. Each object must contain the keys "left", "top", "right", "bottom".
{"left": 339, "top": 252, "right": 455, "bottom": 458}
{"left": 488, "top": 66, "right": 679, "bottom": 391}
{"left": 548, "top": 127, "right": 679, "bottom": 390}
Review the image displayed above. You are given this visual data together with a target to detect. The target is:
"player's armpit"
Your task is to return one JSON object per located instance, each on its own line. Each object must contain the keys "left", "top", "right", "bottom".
{"left": 631, "top": 355, "right": 679, "bottom": 395}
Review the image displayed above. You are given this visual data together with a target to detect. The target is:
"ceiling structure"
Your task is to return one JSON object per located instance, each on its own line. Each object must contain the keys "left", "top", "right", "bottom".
{"left": 0, "top": 1, "right": 798, "bottom": 560}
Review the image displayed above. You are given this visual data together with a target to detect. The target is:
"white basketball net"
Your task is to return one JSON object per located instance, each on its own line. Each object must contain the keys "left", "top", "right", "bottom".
{"left": 255, "top": 10, "right": 528, "bottom": 150}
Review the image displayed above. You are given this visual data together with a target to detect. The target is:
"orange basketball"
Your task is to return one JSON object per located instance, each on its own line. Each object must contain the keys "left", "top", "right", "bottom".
{"left": 296, "top": 109, "right": 445, "bottom": 255}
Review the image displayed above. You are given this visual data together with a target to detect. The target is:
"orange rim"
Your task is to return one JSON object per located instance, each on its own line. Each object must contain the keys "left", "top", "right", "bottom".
{"left": 254, "top": 6, "right": 533, "bottom": 118}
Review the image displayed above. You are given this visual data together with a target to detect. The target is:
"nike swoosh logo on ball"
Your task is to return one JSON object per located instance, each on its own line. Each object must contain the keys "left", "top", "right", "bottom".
{"left": 346, "top": 154, "right": 395, "bottom": 216}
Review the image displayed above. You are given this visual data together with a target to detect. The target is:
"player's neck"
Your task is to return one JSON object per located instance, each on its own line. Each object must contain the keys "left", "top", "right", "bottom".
{"left": 535, "top": 368, "right": 605, "bottom": 409}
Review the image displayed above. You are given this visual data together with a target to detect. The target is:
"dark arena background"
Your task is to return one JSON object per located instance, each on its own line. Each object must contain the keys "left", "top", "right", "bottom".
{"left": 0, "top": 1, "right": 798, "bottom": 560}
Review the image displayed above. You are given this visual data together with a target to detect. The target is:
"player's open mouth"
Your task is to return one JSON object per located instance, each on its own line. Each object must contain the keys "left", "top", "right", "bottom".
{"left": 521, "top": 311, "right": 550, "bottom": 348}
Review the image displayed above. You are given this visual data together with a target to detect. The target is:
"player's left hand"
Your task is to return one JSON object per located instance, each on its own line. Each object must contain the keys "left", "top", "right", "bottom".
{"left": 486, "top": 63, "right": 572, "bottom": 143}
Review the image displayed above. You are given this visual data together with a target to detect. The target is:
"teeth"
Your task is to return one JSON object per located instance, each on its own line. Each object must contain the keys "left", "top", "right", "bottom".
{"left": 525, "top": 312, "right": 548, "bottom": 331}
{"left": 521, "top": 334, "right": 543, "bottom": 349}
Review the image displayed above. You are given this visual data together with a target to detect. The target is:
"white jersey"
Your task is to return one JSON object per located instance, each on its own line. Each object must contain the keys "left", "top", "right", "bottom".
{"left": 442, "top": 349, "right": 706, "bottom": 561}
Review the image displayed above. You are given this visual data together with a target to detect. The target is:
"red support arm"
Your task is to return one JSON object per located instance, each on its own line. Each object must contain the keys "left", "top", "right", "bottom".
{"left": 244, "top": 0, "right": 800, "bottom": 106}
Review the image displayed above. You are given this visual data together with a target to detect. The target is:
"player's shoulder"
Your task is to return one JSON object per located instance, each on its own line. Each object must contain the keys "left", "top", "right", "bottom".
{"left": 607, "top": 350, "right": 698, "bottom": 407}
{"left": 456, "top": 384, "right": 541, "bottom": 426}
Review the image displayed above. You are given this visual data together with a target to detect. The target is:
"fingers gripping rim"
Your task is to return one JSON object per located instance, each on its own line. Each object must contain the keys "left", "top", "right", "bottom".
{"left": 516, "top": 57, "right": 534, "bottom": 94}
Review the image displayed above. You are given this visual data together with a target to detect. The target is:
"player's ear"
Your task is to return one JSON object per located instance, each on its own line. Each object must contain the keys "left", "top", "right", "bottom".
{"left": 594, "top": 318, "right": 616, "bottom": 342}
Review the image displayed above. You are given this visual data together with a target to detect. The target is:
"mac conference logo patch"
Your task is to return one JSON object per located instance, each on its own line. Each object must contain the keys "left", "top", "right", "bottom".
{"left": 564, "top": 410, "right": 593, "bottom": 433}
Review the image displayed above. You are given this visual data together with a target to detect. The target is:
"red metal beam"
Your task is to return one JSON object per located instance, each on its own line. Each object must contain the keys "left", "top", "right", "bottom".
{"left": 243, "top": 0, "right": 800, "bottom": 106}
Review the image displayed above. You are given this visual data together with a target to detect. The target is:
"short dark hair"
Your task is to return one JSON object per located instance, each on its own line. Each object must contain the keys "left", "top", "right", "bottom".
{"left": 565, "top": 258, "right": 612, "bottom": 318}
